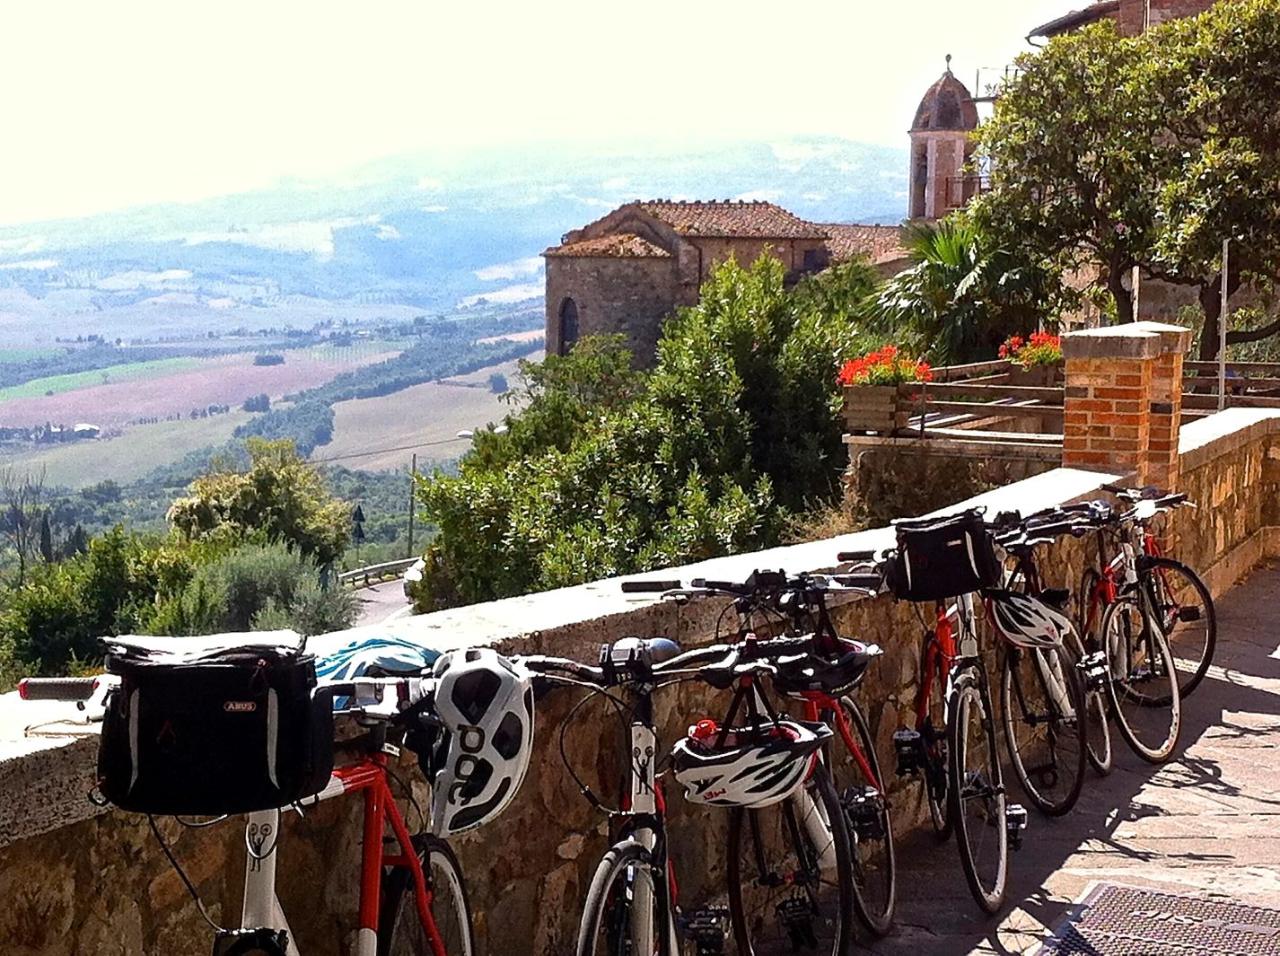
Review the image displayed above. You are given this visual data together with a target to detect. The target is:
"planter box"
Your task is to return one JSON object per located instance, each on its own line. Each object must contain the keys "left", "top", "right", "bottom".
{"left": 1007, "top": 363, "right": 1064, "bottom": 388}
{"left": 843, "top": 384, "right": 911, "bottom": 434}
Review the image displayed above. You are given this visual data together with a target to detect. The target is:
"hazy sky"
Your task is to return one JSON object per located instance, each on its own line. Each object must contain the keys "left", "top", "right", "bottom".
{"left": 0, "top": 0, "right": 1067, "bottom": 226}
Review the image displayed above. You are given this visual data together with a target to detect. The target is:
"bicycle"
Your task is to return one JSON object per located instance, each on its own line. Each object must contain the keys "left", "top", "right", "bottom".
{"left": 522, "top": 600, "right": 860, "bottom": 956}
{"left": 21, "top": 669, "right": 475, "bottom": 956}
{"left": 642, "top": 570, "right": 897, "bottom": 939}
{"left": 1080, "top": 484, "right": 1215, "bottom": 702}
{"left": 839, "top": 508, "right": 1034, "bottom": 914}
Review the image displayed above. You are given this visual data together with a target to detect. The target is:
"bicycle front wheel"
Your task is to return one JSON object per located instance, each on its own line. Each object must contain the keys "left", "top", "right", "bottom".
{"left": 728, "top": 768, "right": 853, "bottom": 956}
{"left": 379, "top": 835, "right": 475, "bottom": 956}
{"left": 948, "top": 670, "right": 1008, "bottom": 915}
{"left": 828, "top": 696, "right": 895, "bottom": 936}
{"left": 1143, "top": 557, "right": 1216, "bottom": 700}
{"left": 1101, "top": 597, "right": 1181, "bottom": 763}
{"left": 577, "top": 838, "right": 669, "bottom": 956}
{"left": 1000, "top": 644, "right": 1087, "bottom": 816}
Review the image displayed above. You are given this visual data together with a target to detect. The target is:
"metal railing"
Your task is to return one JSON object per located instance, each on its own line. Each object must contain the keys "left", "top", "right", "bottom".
{"left": 338, "top": 557, "right": 417, "bottom": 589}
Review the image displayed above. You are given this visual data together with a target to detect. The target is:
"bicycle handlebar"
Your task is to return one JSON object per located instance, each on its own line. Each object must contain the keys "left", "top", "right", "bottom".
{"left": 18, "top": 677, "right": 100, "bottom": 701}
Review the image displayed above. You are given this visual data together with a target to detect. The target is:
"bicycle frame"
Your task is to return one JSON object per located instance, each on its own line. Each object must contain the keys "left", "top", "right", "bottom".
{"left": 913, "top": 593, "right": 978, "bottom": 731}
{"left": 240, "top": 750, "right": 442, "bottom": 956}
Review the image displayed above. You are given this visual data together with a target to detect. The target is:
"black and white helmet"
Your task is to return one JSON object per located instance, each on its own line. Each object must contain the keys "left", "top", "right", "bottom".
{"left": 429, "top": 648, "right": 534, "bottom": 836}
{"left": 671, "top": 719, "right": 830, "bottom": 809}
{"left": 988, "top": 591, "right": 1073, "bottom": 649}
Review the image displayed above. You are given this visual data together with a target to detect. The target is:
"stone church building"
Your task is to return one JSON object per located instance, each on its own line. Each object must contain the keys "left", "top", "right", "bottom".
{"left": 543, "top": 0, "right": 1220, "bottom": 363}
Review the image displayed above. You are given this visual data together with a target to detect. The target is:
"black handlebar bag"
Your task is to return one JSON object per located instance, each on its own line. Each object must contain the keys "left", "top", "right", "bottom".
{"left": 97, "top": 633, "right": 334, "bottom": 815}
{"left": 887, "top": 509, "right": 1001, "bottom": 602}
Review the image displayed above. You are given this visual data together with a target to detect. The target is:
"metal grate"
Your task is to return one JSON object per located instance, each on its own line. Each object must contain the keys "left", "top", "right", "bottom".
{"left": 1040, "top": 883, "right": 1280, "bottom": 955}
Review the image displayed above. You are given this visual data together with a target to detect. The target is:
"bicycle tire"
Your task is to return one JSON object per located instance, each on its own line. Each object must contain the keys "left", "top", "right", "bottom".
{"left": 829, "top": 695, "right": 895, "bottom": 936}
{"left": 728, "top": 767, "right": 854, "bottom": 956}
{"left": 1063, "top": 633, "right": 1112, "bottom": 777}
{"left": 1142, "top": 557, "right": 1216, "bottom": 701}
{"left": 1078, "top": 568, "right": 1103, "bottom": 643}
{"left": 948, "top": 669, "right": 1008, "bottom": 915}
{"left": 576, "top": 838, "right": 668, "bottom": 956}
{"left": 1000, "top": 644, "right": 1087, "bottom": 816}
{"left": 1101, "top": 597, "right": 1181, "bottom": 764}
{"left": 379, "top": 835, "right": 475, "bottom": 956}
{"left": 923, "top": 645, "right": 952, "bottom": 842}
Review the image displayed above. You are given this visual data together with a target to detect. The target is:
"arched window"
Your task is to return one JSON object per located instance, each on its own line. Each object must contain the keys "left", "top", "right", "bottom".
{"left": 558, "top": 297, "right": 579, "bottom": 356}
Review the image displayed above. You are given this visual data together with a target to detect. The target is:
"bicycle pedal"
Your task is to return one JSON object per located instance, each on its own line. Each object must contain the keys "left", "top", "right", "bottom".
{"left": 893, "top": 728, "right": 923, "bottom": 776}
{"left": 1077, "top": 652, "right": 1110, "bottom": 690}
{"left": 683, "top": 906, "right": 729, "bottom": 955}
{"left": 842, "top": 786, "right": 886, "bottom": 841}
{"left": 775, "top": 896, "right": 818, "bottom": 948}
{"left": 1006, "top": 803, "right": 1029, "bottom": 851}
{"left": 213, "top": 928, "right": 289, "bottom": 956}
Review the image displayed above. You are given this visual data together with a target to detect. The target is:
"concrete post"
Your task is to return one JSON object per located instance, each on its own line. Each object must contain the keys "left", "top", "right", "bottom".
{"left": 1062, "top": 321, "right": 1190, "bottom": 488}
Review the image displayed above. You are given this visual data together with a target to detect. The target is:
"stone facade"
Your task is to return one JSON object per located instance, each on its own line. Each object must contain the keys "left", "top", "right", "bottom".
{"left": 543, "top": 201, "right": 901, "bottom": 367}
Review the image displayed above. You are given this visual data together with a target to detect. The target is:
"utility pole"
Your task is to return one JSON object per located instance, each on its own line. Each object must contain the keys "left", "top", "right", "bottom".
{"left": 1219, "top": 239, "right": 1230, "bottom": 411}
{"left": 407, "top": 453, "right": 417, "bottom": 557}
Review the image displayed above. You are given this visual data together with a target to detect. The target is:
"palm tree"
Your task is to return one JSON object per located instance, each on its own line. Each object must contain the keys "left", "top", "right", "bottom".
{"left": 875, "top": 217, "right": 1057, "bottom": 364}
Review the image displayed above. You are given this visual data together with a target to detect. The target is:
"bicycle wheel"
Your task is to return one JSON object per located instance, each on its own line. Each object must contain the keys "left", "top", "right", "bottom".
{"left": 922, "top": 645, "right": 952, "bottom": 841}
{"left": 1077, "top": 568, "right": 1103, "bottom": 643}
{"left": 1000, "top": 644, "right": 1087, "bottom": 816}
{"left": 828, "top": 696, "right": 895, "bottom": 936}
{"left": 948, "top": 670, "right": 1008, "bottom": 915}
{"left": 379, "top": 835, "right": 475, "bottom": 956}
{"left": 728, "top": 767, "right": 853, "bottom": 956}
{"left": 1143, "top": 557, "right": 1216, "bottom": 700}
{"left": 1063, "top": 633, "right": 1112, "bottom": 777}
{"left": 1101, "top": 597, "right": 1181, "bottom": 764}
{"left": 577, "top": 838, "right": 668, "bottom": 956}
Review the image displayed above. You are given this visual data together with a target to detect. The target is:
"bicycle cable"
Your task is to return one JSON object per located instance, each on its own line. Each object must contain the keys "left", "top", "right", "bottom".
{"left": 148, "top": 814, "right": 227, "bottom": 935}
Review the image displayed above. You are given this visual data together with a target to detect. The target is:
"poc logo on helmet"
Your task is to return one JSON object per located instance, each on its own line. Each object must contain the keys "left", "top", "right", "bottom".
{"left": 223, "top": 701, "right": 257, "bottom": 713}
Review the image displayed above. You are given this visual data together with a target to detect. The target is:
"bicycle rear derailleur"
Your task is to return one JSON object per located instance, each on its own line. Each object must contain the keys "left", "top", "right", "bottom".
{"left": 213, "top": 928, "right": 289, "bottom": 956}
{"left": 683, "top": 906, "right": 729, "bottom": 956}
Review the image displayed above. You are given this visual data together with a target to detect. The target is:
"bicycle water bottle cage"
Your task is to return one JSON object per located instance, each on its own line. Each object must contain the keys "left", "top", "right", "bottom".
{"left": 213, "top": 928, "right": 289, "bottom": 956}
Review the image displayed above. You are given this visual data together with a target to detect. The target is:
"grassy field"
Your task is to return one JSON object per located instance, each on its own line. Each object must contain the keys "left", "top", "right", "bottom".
{"left": 0, "top": 347, "right": 61, "bottom": 364}
{"left": 0, "top": 356, "right": 201, "bottom": 400}
{"left": 316, "top": 350, "right": 540, "bottom": 472}
{"left": 0, "top": 410, "right": 255, "bottom": 489}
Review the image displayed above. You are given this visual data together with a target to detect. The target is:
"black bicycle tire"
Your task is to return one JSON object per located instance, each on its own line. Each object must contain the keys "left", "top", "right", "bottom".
{"left": 947, "top": 669, "right": 1008, "bottom": 915}
{"left": 834, "top": 695, "right": 896, "bottom": 936}
{"left": 576, "top": 838, "right": 666, "bottom": 956}
{"left": 1142, "top": 557, "right": 1216, "bottom": 701}
{"left": 1063, "top": 632, "right": 1113, "bottom": 777}
{"left": 1078, "top": 568, "right": 1103, "bottom": 643}
{"left": 728, "top": 767, "right": 854, "bottom": 956}
{"left": 999, "top": 645, "right": 1087, "bottom": 816}
{"left": 1101, "top": 597, "right": 1182, "bottom": 764}
{"left": 378, "top": 835, "right": 475, "bottom": 956}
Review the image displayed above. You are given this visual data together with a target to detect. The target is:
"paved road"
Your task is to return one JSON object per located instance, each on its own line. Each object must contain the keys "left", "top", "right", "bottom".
{"left": 353, "top": 579, "right": 415, "bottom": 627}
{"left": 858, "top": 561, "right": 1280, "bottom": 954}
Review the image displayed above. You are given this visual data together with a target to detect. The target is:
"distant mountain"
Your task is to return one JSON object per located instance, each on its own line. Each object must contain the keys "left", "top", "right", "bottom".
{"left": 0, "top": 137, "right": 908, "bottom": 345}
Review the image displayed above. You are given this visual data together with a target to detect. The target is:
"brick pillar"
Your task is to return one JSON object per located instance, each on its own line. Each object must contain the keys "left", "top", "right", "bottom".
{"left": 1062, "top": 322, "right": 1190, "bottom": 487}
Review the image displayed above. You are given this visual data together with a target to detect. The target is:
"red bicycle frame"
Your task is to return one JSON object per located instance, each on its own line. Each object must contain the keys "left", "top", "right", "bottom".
{"left": 799, "top": 690, "right": 881, "bottom": 790}
{"left": 913, "top": 604, "right": 958, "bottom": 733}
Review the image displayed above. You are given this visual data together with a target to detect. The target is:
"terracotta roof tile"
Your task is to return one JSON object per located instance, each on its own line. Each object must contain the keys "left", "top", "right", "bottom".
{"left": 820, "top": 224, "right": 907, "bottom": 265}
{"left": 543, "top": 233, "right": 672, "bottom": 258}
{"left": 1028, "top": 1, "right": 1119, "bottom": 38}
{"left": 636, "top": 200, "right": 830, "bottom": 239}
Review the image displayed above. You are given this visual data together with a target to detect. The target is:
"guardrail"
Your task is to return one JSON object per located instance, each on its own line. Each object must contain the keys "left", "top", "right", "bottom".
{"left": 338, "top": 557, "right": 417, "bottom": 588}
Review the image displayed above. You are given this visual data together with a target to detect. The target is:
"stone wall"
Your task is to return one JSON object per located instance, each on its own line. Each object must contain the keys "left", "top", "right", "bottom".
{"left": 544, "top": 254, "right": 684, "bottom": 363}
{"left": 1117, "top": 0, "right": 1216, "bottom": 34}
{"left": 0, "top": 413, "right": 1276, "bottom": 955}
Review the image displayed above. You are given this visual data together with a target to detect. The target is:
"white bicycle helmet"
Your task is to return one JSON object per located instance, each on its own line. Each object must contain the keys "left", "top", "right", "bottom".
{"left": 988, "top": 591, "right": 1074, "bottom": 649}
{"left": 671, "top": 719, "right": 830, "bottom": 809}
{"left": 429, "top": 648, "right": 534, "bottom": 836}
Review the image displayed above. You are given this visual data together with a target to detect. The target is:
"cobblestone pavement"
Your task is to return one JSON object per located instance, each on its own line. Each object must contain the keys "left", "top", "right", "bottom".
{"left": 855, "top": 562, "right": 1280, "bottom": 955}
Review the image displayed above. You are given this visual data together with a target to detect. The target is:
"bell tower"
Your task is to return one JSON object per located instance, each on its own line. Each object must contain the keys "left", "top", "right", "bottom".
{"left": 908, "top": 56, "right": 979, "bottom": 220}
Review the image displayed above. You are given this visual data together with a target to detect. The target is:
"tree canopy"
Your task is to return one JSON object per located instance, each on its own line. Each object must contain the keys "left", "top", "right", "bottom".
{"left": 974, "top": 1, "right": 1280, "bottom": 356}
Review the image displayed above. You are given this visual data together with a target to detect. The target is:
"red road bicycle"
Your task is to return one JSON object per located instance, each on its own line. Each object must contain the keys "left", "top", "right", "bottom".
{"left": 20, "top": 673, "right": 473, "bottom": 956}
